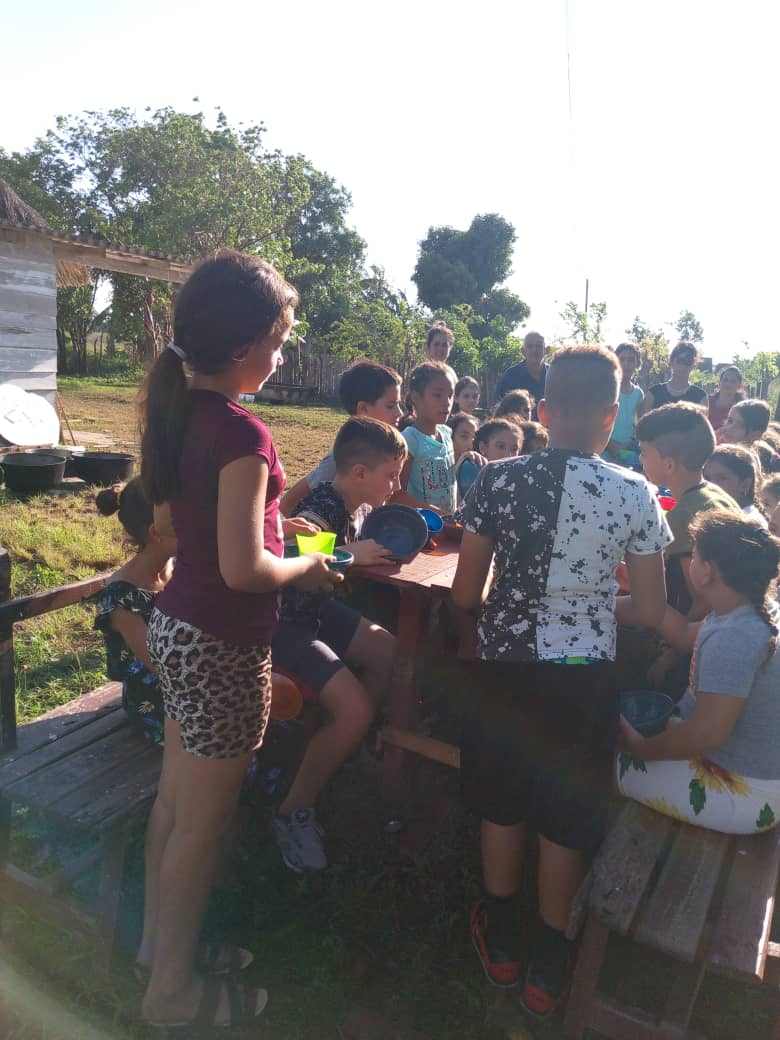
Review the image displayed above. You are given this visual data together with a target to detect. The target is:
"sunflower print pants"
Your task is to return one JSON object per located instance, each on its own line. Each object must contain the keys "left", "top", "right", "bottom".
{"left": 617, "top": 753, "right": 780, "bottom": 835}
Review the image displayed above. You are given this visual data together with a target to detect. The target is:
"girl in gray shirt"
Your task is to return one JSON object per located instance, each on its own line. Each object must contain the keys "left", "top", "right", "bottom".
{"left": 616, "top": 510, "right": 780, "bottom": 834}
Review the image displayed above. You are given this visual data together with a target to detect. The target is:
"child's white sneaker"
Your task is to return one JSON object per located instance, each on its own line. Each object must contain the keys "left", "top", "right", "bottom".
{"left": 272, "top": 808, "right": 327, "bottom": 873}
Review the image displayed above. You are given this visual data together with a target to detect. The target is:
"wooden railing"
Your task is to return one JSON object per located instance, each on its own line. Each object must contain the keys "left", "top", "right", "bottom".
{"left": 0, "top": 549, "right": 112, "bottom": 752}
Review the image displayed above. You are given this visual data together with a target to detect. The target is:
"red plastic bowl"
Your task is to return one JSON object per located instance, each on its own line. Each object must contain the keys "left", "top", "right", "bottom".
{"left": 658, "top": 495, "right": 677, "bottom": 511}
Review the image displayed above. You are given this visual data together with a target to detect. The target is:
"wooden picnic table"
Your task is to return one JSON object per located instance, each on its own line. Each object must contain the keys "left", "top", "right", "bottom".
{"left": 351, "top": 542, "right": 460, "bottom": 806}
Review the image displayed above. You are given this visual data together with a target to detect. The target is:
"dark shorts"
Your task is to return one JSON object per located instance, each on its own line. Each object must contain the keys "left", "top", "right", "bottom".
{"left": 271, "top": 599, "right": 362, "bottom": 699}
{"left": 147, "top": 609, "right": 272, "bottom": 759}
{"left": 460, "top": 660, "right": 618, "bottom": 852}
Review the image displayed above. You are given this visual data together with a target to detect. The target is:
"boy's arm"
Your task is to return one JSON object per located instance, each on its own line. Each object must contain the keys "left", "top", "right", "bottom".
{"left": 452, "top": 530, "right": 494, "bottom": 612}
{"left": 280, "top": 476, "right": 312, "bottom": 518}
{"left": 622, "top": 550, "right": 667, "bottom": 628}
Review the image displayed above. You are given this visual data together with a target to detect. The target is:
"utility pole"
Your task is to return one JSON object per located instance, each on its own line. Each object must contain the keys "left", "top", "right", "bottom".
{"left": 584, "top": 278, "right": 589, "bottom": 315}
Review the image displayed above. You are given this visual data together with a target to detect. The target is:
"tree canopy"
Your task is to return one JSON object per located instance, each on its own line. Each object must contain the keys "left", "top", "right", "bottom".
{"left": 412, "top": 214, "right": 528, "bottom": 328}
{"left": 0, "top": 106, "right": 366, "bottom": 368}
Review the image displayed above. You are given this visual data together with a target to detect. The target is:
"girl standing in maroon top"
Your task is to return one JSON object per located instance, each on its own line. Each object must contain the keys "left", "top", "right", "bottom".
{"left": 139, "top": 252, "right": 340, "bottom": 1030}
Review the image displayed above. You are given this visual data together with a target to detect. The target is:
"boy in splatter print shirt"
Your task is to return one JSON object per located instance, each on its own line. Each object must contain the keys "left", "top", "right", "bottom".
{"left": 453, "top": 346, "right": 671, "bottom": 1016}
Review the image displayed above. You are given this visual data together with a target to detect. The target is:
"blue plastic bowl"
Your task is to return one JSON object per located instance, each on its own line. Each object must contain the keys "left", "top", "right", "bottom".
{"left": 417, "top": 508, "right": 444, "bottom": 535}
{"left": 619, "top": 690, "right": 675, "bottom": 737}
{"left": 284, "top": 542, "right": 353, "bottom": 572}
{"left": 361, "top": 504, "right": 429, "bottom": 563}
{"left": 328, "top": 548, "right": 354, "bottom": 573}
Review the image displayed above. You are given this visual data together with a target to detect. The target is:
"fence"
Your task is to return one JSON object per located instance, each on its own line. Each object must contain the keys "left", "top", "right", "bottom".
{"left": 269, "top": 343, "right": 511, "bottom": 407}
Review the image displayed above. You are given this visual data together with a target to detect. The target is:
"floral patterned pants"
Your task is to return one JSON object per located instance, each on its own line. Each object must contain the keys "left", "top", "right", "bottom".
{"left": 617, "top": 752, "right": 780, "bottom": 835}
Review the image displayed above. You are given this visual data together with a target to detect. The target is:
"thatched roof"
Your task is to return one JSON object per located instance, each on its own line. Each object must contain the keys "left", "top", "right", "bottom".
{"left": 0, "top": 178, "right": 90, "bottom": 287}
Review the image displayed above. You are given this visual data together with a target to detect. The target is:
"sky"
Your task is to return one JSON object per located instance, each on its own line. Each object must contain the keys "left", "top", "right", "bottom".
{"left": 2, "top": 0, "right": 779, "bottom": 362}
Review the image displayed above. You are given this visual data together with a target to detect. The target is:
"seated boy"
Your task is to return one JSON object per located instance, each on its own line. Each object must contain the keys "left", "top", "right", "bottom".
{"left": 271, "top": 418, "right": 406, "bottom": 873}
{"left": 453, "top": 346, "right": 670, "bottom": 1016}
{"left": 280, "top": 361, "right": 402, "bottom": 516}
{"left": 636, "top": 403, "right": 740, "bottom": 617}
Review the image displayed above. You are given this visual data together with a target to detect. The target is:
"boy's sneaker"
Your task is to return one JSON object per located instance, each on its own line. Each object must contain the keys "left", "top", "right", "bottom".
{"left": 521, "top": 924, "right": 572, "bottom": 1019}
{"left": 469, "top": 901, "right": 521, "bottom": 988}
{"left": 272, "top": 808, "right": 327, "bottom": 873}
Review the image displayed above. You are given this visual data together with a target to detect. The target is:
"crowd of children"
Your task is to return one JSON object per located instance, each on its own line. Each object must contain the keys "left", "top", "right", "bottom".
{"left": 90, "top": 251, "right": 780, "bottom": 1028}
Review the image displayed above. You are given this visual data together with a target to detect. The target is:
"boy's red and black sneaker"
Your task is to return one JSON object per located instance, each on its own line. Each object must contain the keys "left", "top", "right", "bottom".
{"left": 520, "top": 930, "right": 572, "bottom": 1019}
{"left": 469, "top": 901, "right": 521, "bottom": 988}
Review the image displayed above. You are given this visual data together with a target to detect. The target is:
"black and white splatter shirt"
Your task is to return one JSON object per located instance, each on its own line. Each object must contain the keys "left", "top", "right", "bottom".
{"left": 461, "top": 449, "right": 672, "bottom": 662}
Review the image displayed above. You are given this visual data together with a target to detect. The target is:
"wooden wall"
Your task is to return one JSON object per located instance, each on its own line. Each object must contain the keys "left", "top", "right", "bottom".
{"left": 0, "top": 232, "right": 57, "bottom": 403}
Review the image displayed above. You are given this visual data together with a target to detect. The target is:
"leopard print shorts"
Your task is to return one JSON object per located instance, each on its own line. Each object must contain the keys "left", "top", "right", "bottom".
{"left": 147, "top": 608, "right": 272, "bottom": 759}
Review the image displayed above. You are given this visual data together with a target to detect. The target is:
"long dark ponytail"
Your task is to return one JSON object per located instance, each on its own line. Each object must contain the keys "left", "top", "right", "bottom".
{"left": 140, "top": 250, "right": 298, "bottom": 504}
{"left": 691, "top": 510, "right": 780, "bottom": 662}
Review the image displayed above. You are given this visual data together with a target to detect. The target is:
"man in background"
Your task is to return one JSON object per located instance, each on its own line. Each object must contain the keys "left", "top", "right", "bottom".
{"left": 496, "top": 331, "right": 548, "bottom": 404}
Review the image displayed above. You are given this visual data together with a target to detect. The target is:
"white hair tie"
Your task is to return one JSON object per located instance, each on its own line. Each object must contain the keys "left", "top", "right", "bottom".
{"left": 167, "top": 341, "right": 187, "bottom": 361}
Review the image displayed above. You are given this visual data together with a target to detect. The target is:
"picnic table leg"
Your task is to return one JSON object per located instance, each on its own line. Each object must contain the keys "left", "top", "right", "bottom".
{"left": 95, "top": 825, "right": 129, "bottom": 974}
{"left": 0, "top": 795, "right": 10, "bottom": 937}
{"left": 381, "top": 588, "right": 427, "bottom": 810}
{"left": 563, "top": 910, "right": 609, "bottom": 1039}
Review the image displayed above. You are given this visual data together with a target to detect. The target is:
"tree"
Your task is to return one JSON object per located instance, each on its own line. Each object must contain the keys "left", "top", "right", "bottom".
{"left": 560, "top": 300, "right": 608, "bottom": 343}
{"left": 731, "top": 352, "right": 780, "bottom": 399}
{"left": 1, "top": 107, "right": 367, "bottom": 361}
{"left": 626, "top": 316, "right": 670, "bottom": 388}
{"left": 675, "top": 309, "right": 703, "bottom": 344}
{"left": 56, "top": 281, "right": 110, "bottom": 375}
{"left": 412, "top": 213, "right": 528, "bottom": 330}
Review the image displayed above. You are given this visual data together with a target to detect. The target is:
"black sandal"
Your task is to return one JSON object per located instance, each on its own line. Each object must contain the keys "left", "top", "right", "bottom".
{"left": 134, "top": 942, "right": 254, "bottom": 985}
{"left": 145, "top": 976, "right": 268, "bottom": 1032}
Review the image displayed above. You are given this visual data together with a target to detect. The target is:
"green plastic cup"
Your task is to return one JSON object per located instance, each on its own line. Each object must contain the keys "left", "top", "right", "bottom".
{"left": 296, "top": 531, "right": 336, "bottom": 556}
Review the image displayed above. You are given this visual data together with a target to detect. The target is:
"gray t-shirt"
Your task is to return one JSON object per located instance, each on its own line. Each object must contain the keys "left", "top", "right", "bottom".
{"left": 307, "top": 452, "right": 336, "bottom": 489}
{"left": 680, "top": 603, "right": 780, "bottom": 779}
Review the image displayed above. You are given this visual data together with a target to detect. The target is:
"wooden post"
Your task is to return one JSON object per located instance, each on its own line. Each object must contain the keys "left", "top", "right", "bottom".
{"left": 0, "top": 549, "right": 16, "bottom": 753}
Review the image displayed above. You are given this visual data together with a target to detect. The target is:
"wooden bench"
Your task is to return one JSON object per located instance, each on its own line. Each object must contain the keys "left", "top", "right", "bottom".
{"left": 564, "top": 800, "right": 780, "bottom": 1039}
{"left": 0, "top": 550, "right": 161, "bottom": 970}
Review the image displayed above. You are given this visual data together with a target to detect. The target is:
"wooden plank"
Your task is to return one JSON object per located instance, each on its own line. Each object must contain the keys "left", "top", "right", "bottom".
{"left": 5, "top": 720, "right": 140, "bottom": 804}
{"left": 57, "top": 747, "right": 160, "bottom": 830}
{"left": 0, "top": 287, "right": 57, "bottom": 319}
{"left": 0, "top": 681, "right": 122, "bottom": 771}
{"left": 563, "top": 911, "right": 611, "bottom": 1039}
{"left": 589, "top": 801, "right": 674, "bottom": 935}
{"left": 707, "top": 827, "right": 780, "bottom": 981}
{"left": 0, "top": 231, "right": 55, "bottom": 262}
{"left": 0, "top": 253, "right": 56, "bottom": 277}
{"left": 0, "top": 347, "right": 56, "bottom": 371}
{"left": 0, "top": 571, "right": 111, "bottom": 626}
{"left": 0, "top": 550, "right": 14, "bottom": 754}
{"left": 588, "top": 995, "right": 696, "bottom": 1040}
{"left": 0, "top": 372, "right": 56, "bottom": 392}
{"left": 0, "top": 306, "right": 57, "bottom": 333}
{"left": 352, "top": 546, "right": 460, "bottom": 592}
{"left": 634, "top": 824, "right": 729, "bottom": 962}
{"left": 380, "top": 726, "right": 460, "bottom": 769}
{"left": 0, "top": 863, "right": 96, "bottom": 938}
{"left": 51, "top": 240, "right": 192, "bottom": 284}
{"left": 0, "top": 268, "right": 56, "bottom": 292}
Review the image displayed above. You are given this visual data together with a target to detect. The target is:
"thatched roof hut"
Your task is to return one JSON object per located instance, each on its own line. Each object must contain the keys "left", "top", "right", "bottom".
{"left": 0, "top": 179, "right": 88, "bottom": 288}
{"left": 0, "top": 179, "right": 192, "bottom": 405}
